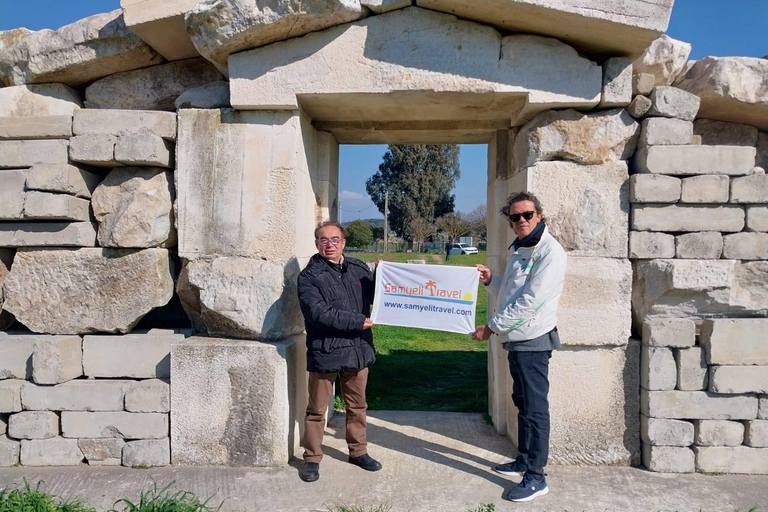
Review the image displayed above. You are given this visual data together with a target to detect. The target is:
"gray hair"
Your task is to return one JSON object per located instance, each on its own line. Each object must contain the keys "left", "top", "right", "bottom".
{"left": 500, "top": 192, "right": 546, "bottom": 222}
{"left": 314, "top": 221, "right": 346, "bottom": 240}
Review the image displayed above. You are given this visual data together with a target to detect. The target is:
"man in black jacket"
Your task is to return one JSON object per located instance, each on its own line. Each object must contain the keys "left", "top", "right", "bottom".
{"left": 296, "top": 221, "right": 382, "bottom": 483}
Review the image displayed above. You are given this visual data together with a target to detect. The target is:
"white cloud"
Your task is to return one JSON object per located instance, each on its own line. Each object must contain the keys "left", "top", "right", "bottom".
{"left": 340, "top": 190, "right": 365, "bottom": 200}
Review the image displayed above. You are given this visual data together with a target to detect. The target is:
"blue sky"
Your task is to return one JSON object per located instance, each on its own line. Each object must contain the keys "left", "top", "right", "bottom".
{"left": 2, "top": 1, "right": 765, "bottom": 220}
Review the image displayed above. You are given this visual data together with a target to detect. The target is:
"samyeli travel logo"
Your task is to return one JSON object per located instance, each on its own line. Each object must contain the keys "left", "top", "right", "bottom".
{"left": 382, "top": 280, "right": 474, "bottom": 305}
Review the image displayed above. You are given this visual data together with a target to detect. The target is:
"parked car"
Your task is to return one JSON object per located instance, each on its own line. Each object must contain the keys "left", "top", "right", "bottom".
{"left": 449, "top": 243, "right": 478, "bottom": 255}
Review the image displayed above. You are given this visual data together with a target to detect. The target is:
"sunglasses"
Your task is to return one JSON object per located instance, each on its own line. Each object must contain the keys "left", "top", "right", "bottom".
{"left": 509, "top": 211, "right": 536, "bottom": 223}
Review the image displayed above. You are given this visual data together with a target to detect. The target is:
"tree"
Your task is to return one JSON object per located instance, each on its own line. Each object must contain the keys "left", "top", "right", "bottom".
{"left": 467, "top": 205, "right": 487, "bottom": 243}
{"left": 408, "top": 217, "right": 436, "bottom": 253}
{"left": 345, "top": 220, "right": 374, "bottom": 248}
{"left": 365, "top": 145, "right": 460, "bottom": 239}
{"left": 435, "top": 212, "right": 471, "bottom": 243}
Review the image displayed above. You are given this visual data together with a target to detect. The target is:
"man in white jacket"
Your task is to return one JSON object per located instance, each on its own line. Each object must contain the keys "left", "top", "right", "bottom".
{"left": 473, "top": 192, "right": 567, "bottom": 503}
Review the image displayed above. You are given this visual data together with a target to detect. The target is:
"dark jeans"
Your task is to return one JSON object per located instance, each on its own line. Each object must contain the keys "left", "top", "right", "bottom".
{"left": 508, "top": 350, "right": 551, "bottom": 480}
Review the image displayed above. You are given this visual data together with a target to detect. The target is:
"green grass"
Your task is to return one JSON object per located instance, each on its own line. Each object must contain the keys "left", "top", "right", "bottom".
{"left": 0, "top": 479, "right": 96, "bottom": 512}
{"left": 110, "top": 482, "right": 223, "bottom": 512}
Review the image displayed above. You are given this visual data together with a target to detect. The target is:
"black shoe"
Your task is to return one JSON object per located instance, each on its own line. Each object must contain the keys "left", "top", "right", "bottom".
{"left": 504, "top": 473, "right": 549, "bottom": 502}
{"left": 348, "top": 453, "right": 382, "bottom": 471}
{"left": 494, "top": 459, "right": 526, "bottom": 477}
{"left": 299, "top": 462, "right": 319, "bottom": 482}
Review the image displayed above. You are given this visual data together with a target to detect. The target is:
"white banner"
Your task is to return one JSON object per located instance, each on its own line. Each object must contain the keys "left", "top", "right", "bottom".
{"left": 371, "top": 262, "right": 480, "bottom": 334}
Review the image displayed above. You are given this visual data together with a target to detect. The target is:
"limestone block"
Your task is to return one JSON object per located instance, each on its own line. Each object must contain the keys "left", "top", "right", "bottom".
{"left": 0, "top": 436, "right": 19, "bottom": 466}
{"left": 628, "top": 95, "right": 652, "bottom": 119}
{"left": 642, "top": 318, "right": 695, "bottom": 348}
{"left": 599, "top": 57, "right": 632, "bottom": 108}
{"left": 0, "top": 334, "right": 36, "bottom": 379}
{"left": 91, "top": 167, "right": 176, "bottom": 248}
{"left": 0, "top": 84, "right": 82, "bottom": 117}
{"left": 730, "top": 174, "right": 768, "bottom": 203}
{"left": 85, "top": 58, "right": 224, "bottom": 111}
{"left": 746, "top": 207, "right": 768, "bottom": 232}
{"left": 20, "top": 438, "right": 84, "bottom": 466}
{"left": 25, "top": 164, "right": 102, "bottom": 199}
{"left": 632, "top": 205, "right": 744, "bottom": 232}
{"left": 0, "top": 170, "right": 26, "bottom": 219}
{"left": 647, "top": 87, "right": 700, "bottom": 122}
{"left": 680, "top": 175, "right": 729, "bottom": 204}
{"left": 694, "top": 119, "right": 759, "bottom": 147}
{"left": 677, "top": 57, "right": 768, "bottom": 130}
{"left": 694, "top": 446, "right": 768, "bottom": 474}
{"left": 114, "top": 132, "right": 173, "bottom": 168}
{"left": 675, "top": 347, "right": 708, "bottom": 391}
{"left": 0, "top": 222, "right": 98, "bottom": 248}
{"left": 121, "top": 0, "right": 202, "bottom": 61}
{"left": 694, "top": 420, "right": 744, "bottom": 447}
{"left": 8, "top": 411, "right": 58, "bottom": 440}
{"left": 361, "top": 0, "right": 411, "bottom": 13}
{"left": 23, "top": 191, "right": 92, "bottom": 221}
{"left": 629, "top": 174, "right": 681, "bottom": 203}
{"left": 186, "top": 0, "right": 366, "bottom": 75}
{"left": 629, "top": 232, "right": 674, "bottom": 259}
{"left": 0, "top": 140, "right": 69, "bottom": 168}
{"left": 632, "top": 35, "right": 692, "bottom": 90}
{"left": 79, "top": 438, "right": 124, "bottom": 466}
{"left": 0, "top": 10, "right": 163, "bottom": 87}
{"left": 0, "top": 28, "right": 33, "bottom": 53}
{"left": 758, "top": 132, "right": 768, "bottom": 169}
{"left": 0, "top": 381, "right": 23, "bottom": 413}
{"left": 710, "top": 366, "right": 768, "bottom": 394}
{"left": 639, "top": 118, "right": 693, "bottom": 147}
{"left": 0, "top": 414, "right": 5, "bottom": 435}
{"left": 175, "top": 81, "right": 230, "bottom": 110}
{"left": 641, "top": 416, "right": 693, "bottom": 446}
{"left": 83, "top": 334, "right": 183, "bottom": 379}
{"left": 68, "top": 134, "right": 119, "bottom": 167}
{"left": 642, "top": 445, "right": 694, "bottom": 473}
{"left": 22, "top": 380, "right": 128, "bottom": 412}
{"left": 61, "top": 412, "right": 168, "bottom": 439}
{"left": 760, "top": 396, "right": 767, "bottom": 420}
{"left": 675, "top": 232, "right": 723, "bottom": 260}
{"left": 641, "top": 346, "right": 676, "bottom": 391}
{"left": 73, "top": 110, "right": 177, "bottom": 141}
{"left": 745, "top": 420, "right": 768, "bottom": 447}
{"left": 0, "top": 116, "right": 72, "bottom": 140}
{"left": 125, "top": 379, "right": 170, "bottom": 413}
{"left": 171, "top": 336, "right": 305, "bottom": 466}
{"left": 642, "top": 390, "right": 757, "bottom": 420}
{"left": 2, "top": 248, "right": 174, "bottom": 334}
{"left": 0, "top": 250, "right": 10, "bottom": 330}
{"left": 31, "top": 335, "right": 82, "bottom": 385}
{"left": 633, "top": 74, "right": 655, "bottom": 97}
{"left": 122, "top": 438, "right": 170, "bottom": 467}
{"left": 701, "top": 319, "right": 768, "bottom": 365}
{"left": 723, "top": 233, "right": 768, "bottom": 260}
{"left": 635, "top": 145, "right": 756, "bottom": 176}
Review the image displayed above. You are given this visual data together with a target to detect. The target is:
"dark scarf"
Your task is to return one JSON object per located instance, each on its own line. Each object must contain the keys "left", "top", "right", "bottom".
{"left": 510, "top": 221, "right": 545, "bottom": 251}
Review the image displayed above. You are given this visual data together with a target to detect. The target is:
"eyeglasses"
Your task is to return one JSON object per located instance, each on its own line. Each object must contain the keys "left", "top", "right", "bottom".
{"left": 317, "top": 237, "right": 344, "bottom": 246}
{"left": 509, "top": 211, "right": 536, "bottom": 223}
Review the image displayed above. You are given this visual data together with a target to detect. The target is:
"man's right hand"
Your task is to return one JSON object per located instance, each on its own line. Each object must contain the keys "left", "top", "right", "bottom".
{"left": 476, "top": 264, "right": 492, "bottom": 285}
{"left": 363, "top": 318, "right": 374, "bottom": 329}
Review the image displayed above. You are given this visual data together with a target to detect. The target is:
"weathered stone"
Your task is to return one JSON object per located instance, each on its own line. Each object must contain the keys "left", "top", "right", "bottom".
{"left": 632, "top": 35, "right": 691, "bottom": 90}
{"left": 695, "top": 446, "right": 768, "bottom": 474}
{"left": 680, "top": 175, "right": 729, "bottom": 204}
{"left": 85, "top": 58, "right": 223, "bottom": 111}
{"left": 0, "top": 169, "right": 26, "bottom": 219}
{"left": 628, "top": 95, "right": 652, "bottom": 118}
{"left": 3, "top": 248, "right": 174, "bottom": 334}
{"left": 692, "top": 134, "right": 702, "bottom": 145}
{"left": 0, "top": 414, "right": 5, "bottom": 435}
{"left": 0, "top": 250, "right": 11, "bottom": 330}
{"left": 8, "top": 411, "right": 58, "bottom": 439}
{"left": 642, "top": 318, "right": 695, "bottom": 348}
{"left": 125, "top": 380, "right": 170, "bottom": 413}
{"left": 0, "top": 381, "right": 23, "bottom": 413}
{"left": 0, "top": 10, "right": 163, "bottom": 87}
{"left": 629, "top": 232, "right": 675, "bottom": 259}
{"left": 174, "top": 81, "right": 230, "bottom": 110}
{"left": 675, "top": 347, "right": 708, "bottom": 391}
{"left": 31, "top": 335, "right": 82, "bottom": 385}
{"left": 120, "top": 0, "right": 202, "bottom": 61}
{"left": 19, "top": 438, "right": 83, "bottom": 466}
{"left": 0, "top": 116, "right": 72, "bottom": 140}
{"left": 758, "top": 132, "right": 768, "bottom": 169}
{"left": 25, "top": 164, "right": 102, "bottom": 199}
{"left": 599, "top": 57, "right": 632, "bottom": 108}
{"left": 647, "top": 86, "right": 700, "bottom": 121}
{"left": 361, "top": 0, "right": 410, "bottom": 13}
{"left": 694, "top": 420, "right": 744, "bottom": 447}
{"left": 186, "top": 0, "right": 366, "bottom": 75}
{"left": 122, "top": 438, "right": 170, "bottom": 467}
{"left": 636, "top": 145, "right": 756, "bottom": 176}
{"left": 0, "top": 436, "right": 19, "bottom": 466}
{"left": 677, "top": 57, "right": 768, "bottom": 130}
{"left": 114, "top": 131, "right": 173, "bottom": 168}
{"left": 22, "top": 380, "right": 128, "bottom": 412}
{"left": 0, "top": 84, "right": 82, "bottom": 117}
{"left": 0, "top": 222, "right": 97, "bottom": 248}
{"left": 632, "top": 205, "right": 744, "bottom": 232}
{"left": 675, "top": 232, "right": 723, "bottom": 259}
{"left": 731, "top": 174, "right": 768, "bottom": 203}
{"left": 0, "top": 140, "right": 69, "bottom": 168}
{"left": 723, "top": 233, "right": 768, "bottom": 260}
{"left": 23, "top": 191, "right": 92, "bottom": 221}
{"left": 78, "top": 438, "right": 124, "bottom": 466}
{"left": 641, "top": 346, "right": 676, "bottom": 391}
{"left": 760, "top": 396, "right": 768, "bottom": 420}
{"left": 745, "top": 420, "right": 768, "bottom": 447}
{"left": 0, "top": 28, "right": 32, "bottom": 53}
{"left": 633, "top": 73, "right": 655, "bottom": 97}
{"left": 701, "top": 319, "right": 768, "bottom": 365}
{"left": 83, "top": 334, "right": 182, "bottom": 379}
{"left": 639, "top": 118, "right": 693, "bottom": 147}
{"left": 68, "top": 134, "right": 118, "bottom": 167}
{"left": 61, "top": 412, "right": 168, "bottom": 439}
{"left": 710, "top": 366, "right": 768, "bottom": 394}
{"left": 694, "top": 119, "right": 759, "bottom": 147}
{"left": 91, "top": 168, "right": 176, "bottom": 248}
{"left": 73, "top": 110, "right": 177, "bottom": 141}
{"left": 0, "top": 334, "right": 36, "bottom": 380}
{"left": 642, "top": 445, "right": 694, "bottom": 473}
{"left": 641, "top": 416, "right": 693, "bottom": 446}
{"left": 641, "top": 390, "right": 757, "bottom": 420}
{"left": 746, "top": 207, "right": 768, "bottom": 232}
{"left": 629, "top": 174, "right": 681, "bottom": 203}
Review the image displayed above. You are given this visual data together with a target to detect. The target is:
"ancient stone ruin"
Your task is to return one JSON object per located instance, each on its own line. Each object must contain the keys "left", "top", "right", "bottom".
{"left": 0, "top": 0, "right": 766, "bottom": 473}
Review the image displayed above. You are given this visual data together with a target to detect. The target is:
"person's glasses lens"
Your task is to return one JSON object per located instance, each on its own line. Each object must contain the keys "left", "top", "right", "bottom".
{"left": 318, "top": 237, "right": 343, "bottom": 246}
{"left": 510, "top": 211, "right": 535, "bottom": 223}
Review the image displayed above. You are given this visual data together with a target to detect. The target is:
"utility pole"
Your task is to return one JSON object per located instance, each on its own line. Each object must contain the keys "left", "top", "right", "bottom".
{"left": 383, "top": 188, "right": 389, "bottom": 254}
{"left": 338, "top": 198, "right": 341, "bottom": 224}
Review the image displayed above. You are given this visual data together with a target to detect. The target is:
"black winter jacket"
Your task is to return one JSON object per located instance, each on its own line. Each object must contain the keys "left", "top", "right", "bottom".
{"left": 297, "top": 254, "right": 376, "bottom": 373}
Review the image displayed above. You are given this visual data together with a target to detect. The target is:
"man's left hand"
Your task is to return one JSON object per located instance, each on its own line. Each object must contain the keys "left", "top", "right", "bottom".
{"left": 471, "top": 324, "right": 493, "bottom": 340}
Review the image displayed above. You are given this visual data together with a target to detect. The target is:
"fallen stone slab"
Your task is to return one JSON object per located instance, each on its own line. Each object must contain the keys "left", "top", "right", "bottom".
{"left": 0, "top": 169, "right": 26, "bottom": 220}
{"left": 702, "top": 318, "right": 768, "bottom": 366}
{"left": 676, "top": 232, "right": 723, "bottom": 260}
{"left": 114, "top": 131, "right": 173, "bottom": 168}
{"left": 0, "top": 381, "right": 24, "bottom": 413}
{"left": 22, "top": 380, "right": 128, "bottom": 412}
{"left": 694, "top": 446, "right": 768, "bottom": 474}
{"left": 0, "top": 436, "right": 19, "bottom": 467}
{"left": 31, "top": 335, "right": 82, "bottom": 385}
{"left": 174, "top": 81, "right": 230, "bottom": 110}
{"left": 642, "top": 318, "right": 696, "bottom": 348}
{"left": 82, "top": 334, "right": 183, "bottom": 379}
{"left": 85, "top": 58, "right": 223, "bottom": 111}
{"left": 0, "top": 10, "right": 163, "bottom": 87}
{"left": 61, "top": 412, "right": 168, "bottom": 439}
{"left": 8, "top": 411, "right": 59, "bottom": 440}
{"left": 599, "top": 57, "right": 632, "bottom": 108}
{"left": 634, "top": 145, "right": 756, "bottom": 176}
{"left": 0, "top": 140, "right": 69, "bottom": 168}
{"left": 694, "top": 420, "right": 744, "bottom": 447}
{"left": 0, "top": 84, "right": 82, "bottom": 117}
{"left": 0, "top": 222, "right": 97, "bottom": 248}
{"left": 68, "top": 134, "right": 119, "bottom": 167}
{"left": 125, "top": 380, "right": 170, "bottom": 413}
{"left": 694, "top": 119, "right": 759, "bottom": 147}
{"left": 2, "top": 248, "right": 174, "bottom": 334}
{"left": 629, "top": 174, "right": 681, "bottom": 203}
{"left": 120, "top": 0, "right": 202, "bottom": 61}
{"left": 647, "top": 86, "right": 700, "bottom": 121}
{"left": 122, "top": 438, "right": 170, "bottom": 467}
{"left": 0, "top": 116, "right": 72, "bottom": 140}
{"left": 23, "top": 191, "right": 92, "bottom": 221}
{"left": 632, "top": 205, "right": 744, "bottom": 232}
{"left": 78, "top": 438, "right": 124, "bottom": 466}
{"left": 73, "top": 110, "right": 177, "bottom": 141}
{"left": 680, "top": 175, "right": 729, "bottom": 204}
{"left": 19, "top": 438, "right": 84, "bottom": 466}
{"left": 0, "top": 335, "right": 35, "bottom": 380}
{"left": 632, "top": 35, "right": 691, "bottom": 91}
{"left": 25, "top": 164, "right": 102, "bottom": 199}
{"left": 641, "top": 416, "right": 694, "bottom": 446}
{"left": 641, "top": 390, "right": 757, "bottom": 420}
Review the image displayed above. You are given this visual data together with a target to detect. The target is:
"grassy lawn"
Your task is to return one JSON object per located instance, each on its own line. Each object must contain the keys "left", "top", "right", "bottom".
{"left": 353, "top": 252, "right": 489, "bottom": 412}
